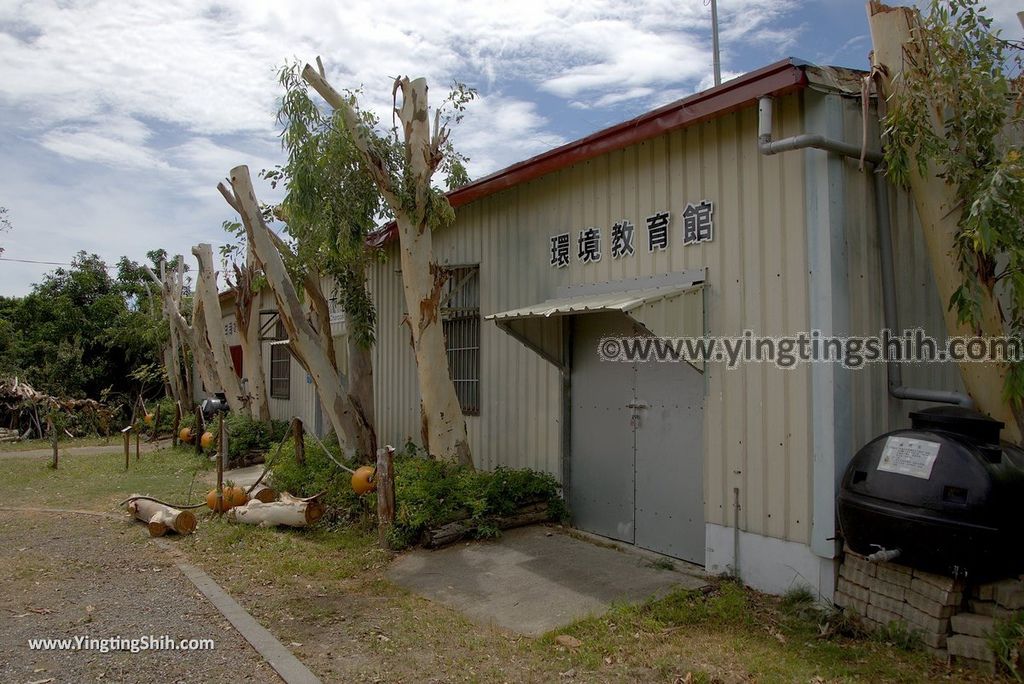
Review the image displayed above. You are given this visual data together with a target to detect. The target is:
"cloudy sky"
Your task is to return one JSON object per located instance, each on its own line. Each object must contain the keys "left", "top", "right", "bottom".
{"left": 0, "top": 0, "right": 1021, "bottom": 295}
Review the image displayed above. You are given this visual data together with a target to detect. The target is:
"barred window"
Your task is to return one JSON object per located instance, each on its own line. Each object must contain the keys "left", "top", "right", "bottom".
{"left": 269, "top": 320, "right": 290, "bottom": 400}
{"left": 442, "top": 266, "right": 480, "bottom": 415}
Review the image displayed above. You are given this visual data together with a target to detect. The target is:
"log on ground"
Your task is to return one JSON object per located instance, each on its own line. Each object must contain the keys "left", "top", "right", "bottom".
{"left": 422, "top": 502, "right": 552, "bottom": 548}
{"left": 226, "top": 492, "right": 323, "bottom": 527}
{"left": 126, "top": 496, "right": 198, "bottom": 537}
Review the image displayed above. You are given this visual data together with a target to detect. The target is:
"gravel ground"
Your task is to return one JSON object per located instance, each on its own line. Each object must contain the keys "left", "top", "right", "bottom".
{"left": 0, "top": 511, "right": 282, "bottom": 684}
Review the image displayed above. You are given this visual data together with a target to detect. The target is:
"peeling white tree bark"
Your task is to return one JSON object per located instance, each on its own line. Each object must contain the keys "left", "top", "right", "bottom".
{"left": 145, "top": 262, "right": 217, "bottom": 403}
{"left": 219, "top": 167, "right": 376, "bottom": 458}
{"left": 159, "top": 261, "right": 185, "bottom": 406}
{"left": 127, "top": 497, "right": 197, "bottom": 537}
{"left": 867, "top": 1, "right": 1021, "bottom": 442}
{"left": 303, "top": 66, "right": 472, "bottom": 466}
{"left": 192, "top": 243, "right": 245, "bottom": 411}
{"left": 231, "top": 256, "right": 270, "bottom": 421}
{"left": 226, "top": 492, "right": 324, "bottom": 527}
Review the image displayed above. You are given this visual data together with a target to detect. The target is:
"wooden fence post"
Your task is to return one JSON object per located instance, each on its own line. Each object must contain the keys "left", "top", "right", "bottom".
{"left": 135, "top": 429, "right": 140, "bottom": 460}
{"left": 292, "top": 417, "right": 305, "bottom": 466}
{"left": 48, "top": 418, "right": 58, "bottom": 469}
{"left": 216, "top": 412, "right": 225, "bottom": 515}
{"left": 172, "top": 402, "right": 181, "bottom": 448}
{"left": 376, "top": 446, "right": 395, "bottom": 549}
{"left": 194, "top": 408, "right": 204, "bottom": 456}
{"left": 122, "top": 426, "right": 131, "bottom": 470}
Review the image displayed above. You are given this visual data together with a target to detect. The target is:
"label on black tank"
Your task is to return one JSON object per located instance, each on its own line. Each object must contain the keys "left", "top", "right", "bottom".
{"left": 876, "top": 436, "right": 941, "bottom": 479}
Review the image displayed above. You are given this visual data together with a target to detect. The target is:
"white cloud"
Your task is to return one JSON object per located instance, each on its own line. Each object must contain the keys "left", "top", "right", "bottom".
{"left": 0, "top": 0, "right": 801, "bottom": 295}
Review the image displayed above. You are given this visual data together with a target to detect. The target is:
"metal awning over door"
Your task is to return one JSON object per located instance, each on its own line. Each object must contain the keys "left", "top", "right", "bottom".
{"left": 485, "top": 276, "right": 706, "bottom": 370}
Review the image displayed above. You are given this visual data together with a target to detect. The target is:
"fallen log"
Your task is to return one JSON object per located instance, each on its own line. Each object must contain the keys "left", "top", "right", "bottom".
{"left": 226, "top": 491, "right": 323, "bottom": 528}
{"left": 422, "top": 502, "right": 552, "bottom": 549}
{"left": 126, "top": 496, "right": 198, "bottom": 537}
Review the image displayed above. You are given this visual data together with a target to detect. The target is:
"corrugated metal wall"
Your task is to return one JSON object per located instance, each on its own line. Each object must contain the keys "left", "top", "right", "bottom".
{"left": 837, "top": 93, "right": 966, "bottom": 452}
{"left": 370, "top": 91, "right": 816, "bottom": 545}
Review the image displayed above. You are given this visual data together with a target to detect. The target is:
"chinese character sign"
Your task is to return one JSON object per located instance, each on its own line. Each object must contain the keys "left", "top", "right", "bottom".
{"left": 611, "top": 220, "right": 635, "bottom": 258}
{"left": 549, "top": 199, "right": 713, "bottom": 267}
{"left": 550, "top": 233, "right": 570, "bottom": 268}
{"left": 645, "top": 211, "right": 670, "bottom": 252}
{"left": 683, "top": 200, "right": 714, "bottom": 245}
{"left": 578, "top": 227, "right": 602, "bottom": 263}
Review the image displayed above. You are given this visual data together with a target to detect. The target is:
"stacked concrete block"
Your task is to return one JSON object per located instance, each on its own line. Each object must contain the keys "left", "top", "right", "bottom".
{"left": 834, "top": 550, "right": 964, "bottom": 657}
{"left": 948, "top": 578, "right": 1024, "bottom": 672}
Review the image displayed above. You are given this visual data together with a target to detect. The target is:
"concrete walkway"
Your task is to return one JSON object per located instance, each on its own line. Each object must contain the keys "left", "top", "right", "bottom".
{"left": 388, "top": 525, "right": 709, "bottom": 636}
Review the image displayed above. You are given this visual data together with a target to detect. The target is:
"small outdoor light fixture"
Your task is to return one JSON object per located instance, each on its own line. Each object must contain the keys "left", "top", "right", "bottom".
{"left": 200, "top": 392, "right": 230, "bottom": 419}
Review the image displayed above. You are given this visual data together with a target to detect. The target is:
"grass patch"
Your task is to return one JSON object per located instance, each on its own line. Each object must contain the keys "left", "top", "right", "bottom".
{"left": 0, "top": 446, "right": 994, "bottom": 683}
{"left": 0, "top": 447, "right": 211, "bottom": 510}
{"left": 989, "top": 611, "right": 1024, "bottom": 679}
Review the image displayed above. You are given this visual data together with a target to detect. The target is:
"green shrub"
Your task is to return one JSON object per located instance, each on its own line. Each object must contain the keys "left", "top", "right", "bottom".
{"left": 224, "top": 412, "right": 289, "bottom": 463}
{"left": 270, "top": 439, "right": 566, "bottom": 548}
{"left": 270, "top": 434, "right": 368, "bottom": 523}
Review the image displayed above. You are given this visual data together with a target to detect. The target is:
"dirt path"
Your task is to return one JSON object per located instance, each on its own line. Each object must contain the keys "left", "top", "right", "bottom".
{"left": 0, "top": 510, "right": 281, "bottom": 684}
{"left": 0, "top": 440, "right": 171, "bottom": 459}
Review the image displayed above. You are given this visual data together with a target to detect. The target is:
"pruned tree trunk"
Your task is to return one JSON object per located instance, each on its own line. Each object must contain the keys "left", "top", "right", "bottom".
{"left": 219, "top": 167, "right": 376, "bottom": 459}
{"left": 231, "top": 257, "right": 270, "bottom": 421}
{"left": 226, "top": 492, "right": 324, "bottom": 527}
{"left": 126, "top": 497, "right": 197, "bottom": 537}
{"left": 302, "top": 66, "right": 472, "bottom": 466}
{"left": 159, "top": 260, "right": 184, "bottom": 406}
{"left": 867, "top": 1, "right": 1022, "bottom": 442}
{"left": 192, "top": 243, "right": 245, "bottom": 411}
{"left": 145, "top": 261, "right": 217, "bottom": 404}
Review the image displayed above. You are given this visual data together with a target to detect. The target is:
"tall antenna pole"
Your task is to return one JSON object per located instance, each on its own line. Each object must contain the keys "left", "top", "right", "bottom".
{"left": 711, "top": 0, "right": 722, "bottom": 86}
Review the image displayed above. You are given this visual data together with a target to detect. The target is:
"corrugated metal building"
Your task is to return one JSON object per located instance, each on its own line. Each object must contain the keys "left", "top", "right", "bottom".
{"left": 365, "top": 58, "right": 961, "bottom": 597}
{"left": 214, "top": 58, "right": 962, "bottom": 598}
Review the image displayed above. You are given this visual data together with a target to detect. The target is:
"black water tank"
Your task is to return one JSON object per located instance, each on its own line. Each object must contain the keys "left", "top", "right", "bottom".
{"left": 837, "top": 406, "right": 1024, "bottom": 579}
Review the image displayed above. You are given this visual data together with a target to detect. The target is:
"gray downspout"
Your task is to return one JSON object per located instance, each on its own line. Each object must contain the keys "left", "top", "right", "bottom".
{"left": 757, "top": 96, "right": 973, "bottom": 408}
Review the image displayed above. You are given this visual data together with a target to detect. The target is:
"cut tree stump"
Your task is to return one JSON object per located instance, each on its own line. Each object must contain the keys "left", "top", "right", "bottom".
{"left": 226, "top": 492, "right": 324, "bottom": 528}
{"left": 126, "top": 496, "right": 198, "bottom": 537}
{"left": 248, "top": 484, "right": 278, "bottom": 503}
{"left": 422, "top": 502, "right": 552, "bottom": 548}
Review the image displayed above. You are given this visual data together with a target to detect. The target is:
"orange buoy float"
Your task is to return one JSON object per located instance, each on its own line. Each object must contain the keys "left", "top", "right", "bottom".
{"left": 205, "top": 488, "right": 231, "bottom": 513}
{"left": 351, "top": 466, "right": 376, "bottom": 495}
{"left": 227, "top": 486, "right": 249, "bottom": 508}
{"left": 200, "top": 431, "right": 215, "bottom": 450}
{"left": 179, "top": 427, "right": 194, "bottom": 443}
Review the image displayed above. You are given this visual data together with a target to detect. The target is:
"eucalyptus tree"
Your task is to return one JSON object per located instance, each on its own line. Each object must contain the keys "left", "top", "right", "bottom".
{"left": 868, "top": 0, "right": 1024, "bottom": 440}
{"left": 302, "top": 60, "right": 476, "bottom": 466}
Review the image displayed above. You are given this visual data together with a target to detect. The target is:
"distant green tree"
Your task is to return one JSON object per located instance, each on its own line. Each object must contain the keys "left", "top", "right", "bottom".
{"left": 0, "top": 250, "right": 170, "bottom": 402}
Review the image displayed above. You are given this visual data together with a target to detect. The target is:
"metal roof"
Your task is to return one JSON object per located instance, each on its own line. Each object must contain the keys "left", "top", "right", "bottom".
{"left": 486, "top": 284, "right": 701, "bottom": 321}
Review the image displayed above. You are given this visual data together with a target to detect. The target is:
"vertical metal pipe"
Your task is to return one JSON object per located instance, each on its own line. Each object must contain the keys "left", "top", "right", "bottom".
{"left": 710, "top": 0, "right": 722, "bottom": 87}
{"left": 732, "top": 486, "right": 741, "bottom": 578}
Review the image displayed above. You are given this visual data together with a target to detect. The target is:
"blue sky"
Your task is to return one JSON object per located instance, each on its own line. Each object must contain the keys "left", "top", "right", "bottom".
{"left": 0, "top": 0, "right": 1020, "bottom": 296}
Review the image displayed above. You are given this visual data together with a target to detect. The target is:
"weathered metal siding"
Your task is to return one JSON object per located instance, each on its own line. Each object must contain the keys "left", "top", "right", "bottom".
{"left": 836, "top": 94, "right": 966, "bottom": 455}
{"left": 256, "top": 288, "right": 323, "bottom": 433}
{"left": 370, "top": 92, "right": 815, "bottom": 544}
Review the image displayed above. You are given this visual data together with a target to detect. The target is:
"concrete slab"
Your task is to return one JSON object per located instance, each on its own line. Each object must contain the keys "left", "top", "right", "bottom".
{"left": 387, "top": 525, "right": 709, "bottom": 636}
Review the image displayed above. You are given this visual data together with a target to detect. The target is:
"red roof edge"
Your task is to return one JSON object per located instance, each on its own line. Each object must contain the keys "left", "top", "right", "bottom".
{"left": 369, "top": 58, "right": 808, "bottom": 248}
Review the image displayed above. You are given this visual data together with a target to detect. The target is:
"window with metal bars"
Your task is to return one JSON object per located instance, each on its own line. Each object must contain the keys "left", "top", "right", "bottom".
{"left": 442, "top": 266, "right": 480, "bottom": 415}
{"left": 269, "top": 320, "right": 291, "bottom": 400}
